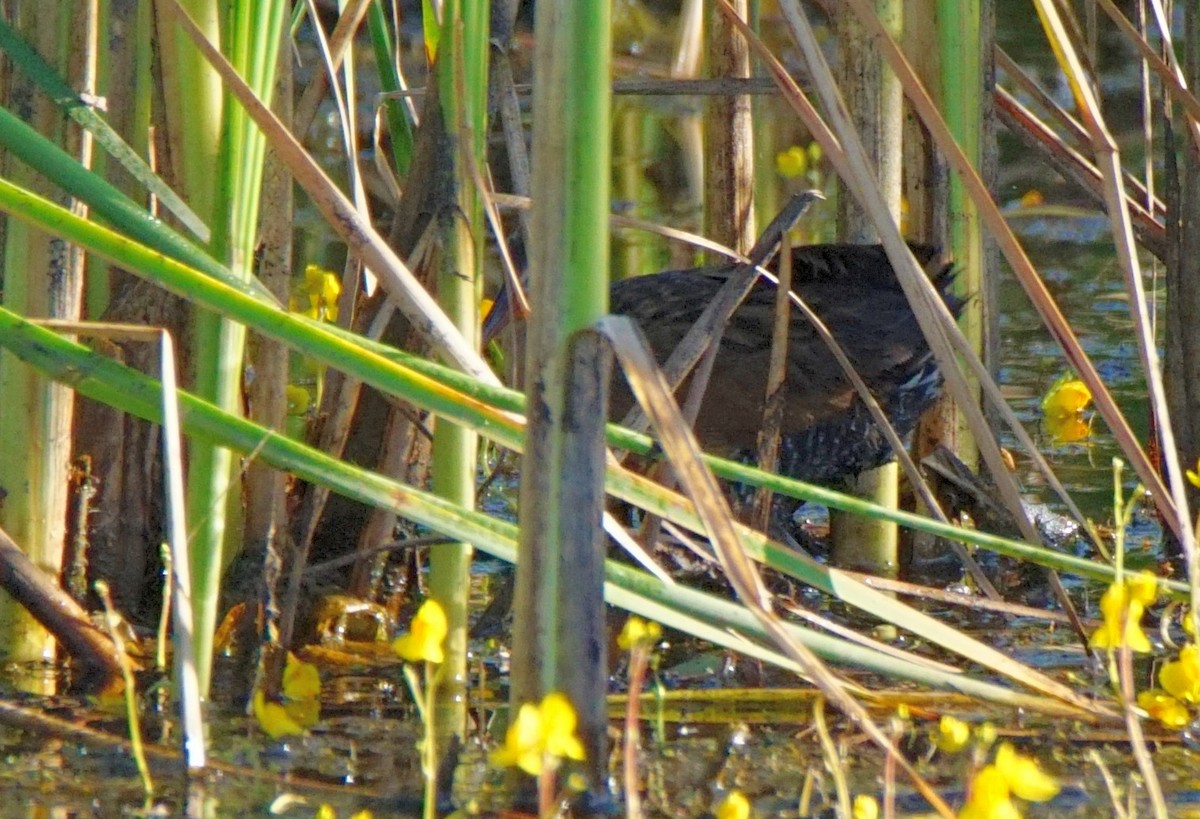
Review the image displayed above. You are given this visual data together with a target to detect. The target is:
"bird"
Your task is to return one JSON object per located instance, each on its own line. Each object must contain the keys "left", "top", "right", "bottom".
{"left": 606, "top": 243, "right": 960, "bottom": 485}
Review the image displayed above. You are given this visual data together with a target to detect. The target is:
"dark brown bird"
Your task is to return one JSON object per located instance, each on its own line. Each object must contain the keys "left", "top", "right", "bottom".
{"left": 607, "top": 243, "right": 959, "bottom": 485}
{"left": 484, "top": 243, "right": 958, "bottom": 486}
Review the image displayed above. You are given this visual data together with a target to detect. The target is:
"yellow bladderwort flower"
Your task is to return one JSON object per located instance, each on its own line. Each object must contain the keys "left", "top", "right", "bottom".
{"left": 1089, "top": 572, "right": 1158, "bottom": 653}
{"left": 975, "top": 721, "right": 999, "bottom": 751}
{"left": 291, "top": 264, "right": 342, "bottom": 322}
{"left": 617, "top": 616, "right": 663, "bottom": 651}
{"left": 1128, "top": 571, "right": 1160, "bottom": 605}
{"left": 1042, "top": 412, "right": 1092, "bottom": 445}
{"left": 490, "top": 692, "right": 586, "bottom": 776}
{"left": 1041, "top": 374, "right": 1093, "bottom": 444}
{"left": 958, "top": 764, "right": 1021, "bottom": 819}
{"left": 279, "top": 652, "right": 322, "bottom": 730}
{"left": 253, "top": 689, "right": 305, "bottom": 740}
{"left": 1185, "top": 608, "right": 1196, "bottom": 637}
{"left": 852, "top": 794, "right": 879, "bottom": 819}
{"left": 538, "top": 692, "right": 586, "bottom": 763}
{"left": 1137, "top": 689, "right": 1191, "bottom": 729}
{"left": 285, "top": 384, "right": 312, "bottom": 415}
{"left": 1161, "top": 643, "right": 1200, "bottom": 704}
{"left": 253, "top": 653, "right": 323, "bottom": 739}
{"left": 715, "top": 790, "right": 751, "bottom": 819}
{"left": 1041, "top": 375, "right": 1092, "bottom": 419}
{"left": 392, "top": 599, "right": 448, "bottom": 664}
{"left": 936, "top": 715, "right": 971, "bottom": 753}
{"left": 994, "top": 742, "right": 1060, "bottom": 802}
{"left": 283, "top": 652, "right": 322, "bottom": 701}
{"left": 491, "top": 700, "right": 543, "bottom": 774}
{"left": 775, "top": 145, "right": 808, "bottom": 178}
{"left": 958, "top": 742, "right": 1059, "bottom": 819}
{"left": 307, "top": 264, "right": 342, "bottom": 322}
{"left": 1186, "top": 458, "right": 1200, "bottom": 489}
{"left": 314, "top": 807, "right": 372, "bottom": 819}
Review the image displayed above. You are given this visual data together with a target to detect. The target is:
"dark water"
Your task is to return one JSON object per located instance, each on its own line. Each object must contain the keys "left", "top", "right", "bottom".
{"left": 991, "top": 2, "right": 1162, "bottom": 523}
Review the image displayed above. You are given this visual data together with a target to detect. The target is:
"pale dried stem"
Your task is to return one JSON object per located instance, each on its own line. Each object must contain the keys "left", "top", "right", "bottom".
{"left": 764, "top": 0, "right": 1181, "bottom": 550}
{"left": 1032, "top": 0, "right": 1198, "bottom": 622}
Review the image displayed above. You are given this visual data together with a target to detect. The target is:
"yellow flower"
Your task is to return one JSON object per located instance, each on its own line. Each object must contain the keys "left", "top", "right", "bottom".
{"left": 1137, "top": 689, "right": 1191, "bottom": 729}
{"left": 490, "top": 691, "right": 586, "bottom": 775}
{"left": 617, "top": 616, "right": 662, "bottom": 651}
{"left": 285, "top": 384, "right": 312, "bottom": 415}
{"left": 282, "top": 652, "right": 322, "bottom": 701}
{"left": 1161, "top": 643, "right": 1200, "bottom": 704}
{"left": 1041, "top": 375, "right": 1093, "bottom": 444}
{"left": 286, "top": 697, "right": 321, "bottom": 730}
{"left": 958, "top": 743, "right": 1058, "bottom": 819}
{"left": 1041, "top": 375, "right": 1091, "bottom": 419}
{"left": 958, "top": 764, "right": 1021, "bottom": 819}
{"left": 294, "top": 264, "right": 342, "bottom": 322}
{"left": 539, "top": 692, "right": 586, "bottom": 763}
{"left": 994, "top": 742, "right": 1060, "bottom": 802}
{"left": 852, "top": 794, "right": 879, "bottom": 819}
{"left": 936, "top": 715, "right": 971, "bottom": 753}
{"left": 1187, "top": 458, "right": 1200, "bottom": 489}
{"left": 313, "top": 808, "right": 373, "bottom": 819}
{"left": 775, "top": 145, "right": 808, "bottom": 178}
{"left": 975, "top": 721, "right": 998, "bottom": 750}
{"left": 392, "top": 599, "right": 448, "bottom": 664}
{"left": 1043, "top": 413, "right": 1092, "bottom": 445}
{"left": 491, "top": 701, "right": 544, "bottom": 774}
{"left": 253, "top": 689, "right": 307, "bottom": 740}
{"left": 1089, "top": 575, "right": 1156, "bottom": 653}
{"left": 252, "top": 653, "right": 323, "bottom": 738}
{"left": 1128, "top": 572, "right": 1159, "bottom": 606}
{"left": 715, "top": 790, "right": 751, "bottom": 819}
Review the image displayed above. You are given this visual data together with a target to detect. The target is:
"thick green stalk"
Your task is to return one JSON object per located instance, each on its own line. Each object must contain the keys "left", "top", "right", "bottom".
{"left": 830, "top": 0, "right": 903, "bottom": 574}
{"left": 0, "top": 0, "right": 86, "bottom": 678}
{"left": 512, "top": 0, "right": 612, "bottom": 788}
{"left": 159, "top": 0, "right": 287, "bottom": 695}
{"left": 937, "top": 0, "right": 984, "bottom": 465}
{"left": 428, "top": 0, "right": 488, "bottom": 742}
{"left": 157, "top": 0, "right": 227, "bottom": 698}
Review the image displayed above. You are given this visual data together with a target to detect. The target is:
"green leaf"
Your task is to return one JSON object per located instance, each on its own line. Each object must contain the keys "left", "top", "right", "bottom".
{"left": 0, "top": 16, "right": 210, "bottom": 241}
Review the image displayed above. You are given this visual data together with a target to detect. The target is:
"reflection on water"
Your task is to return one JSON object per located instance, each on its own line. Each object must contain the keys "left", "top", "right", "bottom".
{"left": 995, "top": 227, "right": 1158, "bottom": 521}
{"left": 992, "top": 0, "right": 1165, "bottom": 526}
